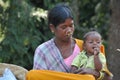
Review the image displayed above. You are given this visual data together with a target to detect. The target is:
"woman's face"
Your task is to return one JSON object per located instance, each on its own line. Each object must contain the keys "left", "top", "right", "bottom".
{"left": 53, "top": 18, "right": 74, "bottom": 42}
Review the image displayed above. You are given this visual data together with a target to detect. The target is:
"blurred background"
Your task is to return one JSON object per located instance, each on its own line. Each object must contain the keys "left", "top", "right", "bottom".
{"left": 0, "top": 0, "right": 120, "bottom": 80}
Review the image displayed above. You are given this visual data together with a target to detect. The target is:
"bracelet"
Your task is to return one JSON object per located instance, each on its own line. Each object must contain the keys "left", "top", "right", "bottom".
{"left": 97, "top": 72, "right": 104, "bottom": 80}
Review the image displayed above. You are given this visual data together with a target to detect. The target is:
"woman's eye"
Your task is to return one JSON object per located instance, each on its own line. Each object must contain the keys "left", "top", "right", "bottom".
{"left": 70, "top": 24, "right": 74, "bottom": 28}
{"left": 61, "top": 26, "right": 66, "bottom": 29}
{"left": 62, "top": 27, "right": 66, "bottom": 29}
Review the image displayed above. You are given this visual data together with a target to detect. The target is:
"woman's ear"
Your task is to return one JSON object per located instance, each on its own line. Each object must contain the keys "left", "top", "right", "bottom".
{"left": 49, "top": 24, "right": 55, "bottom": 33}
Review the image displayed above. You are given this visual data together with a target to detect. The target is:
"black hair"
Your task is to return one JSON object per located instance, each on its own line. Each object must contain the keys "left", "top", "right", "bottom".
{"left": 48, "top": 3, "right": 73, "bottom": 27}
{"left": 83, "top": 31, "right": 102, "bottom": 42}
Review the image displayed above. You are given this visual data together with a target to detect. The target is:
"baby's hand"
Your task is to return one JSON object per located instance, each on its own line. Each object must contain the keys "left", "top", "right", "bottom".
{"left": 94, "top": 48, "right": 99, "bottom": 55}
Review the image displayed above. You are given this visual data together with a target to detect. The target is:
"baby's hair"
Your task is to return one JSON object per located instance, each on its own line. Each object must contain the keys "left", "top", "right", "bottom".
{"left": 83, "top": 31, "right": 102, "bottom": 42}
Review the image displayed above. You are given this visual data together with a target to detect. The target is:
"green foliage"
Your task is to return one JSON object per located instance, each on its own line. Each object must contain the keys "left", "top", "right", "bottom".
{"left": 0, "top": 0, "right": 51, "bottom": 69}
{"left": 74, "top": 0, "right": 110, "bottom": 40}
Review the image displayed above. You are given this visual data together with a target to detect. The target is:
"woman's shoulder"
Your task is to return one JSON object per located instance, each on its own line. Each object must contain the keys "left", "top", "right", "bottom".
{"left": 75, "top": 38, "right": 83, "bottom": 42}
{"left": 34, "top": 39, "right": 55, "bottom": 54}
{"left": 37, "top": 38, "right": 54, "bottom": 49}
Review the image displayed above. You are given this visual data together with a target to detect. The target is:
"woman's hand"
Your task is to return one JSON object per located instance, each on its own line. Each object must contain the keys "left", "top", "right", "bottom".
{"left": 75, "top": 68, "right": 100, "bottom": 79}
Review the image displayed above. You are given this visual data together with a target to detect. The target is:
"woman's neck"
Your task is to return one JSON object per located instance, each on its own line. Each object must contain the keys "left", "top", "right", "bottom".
{"left": 54, "top": 38, "right": 73, "bottom": 47}
{"left": 54, "top": 38, "right": 75, "bottom": 59}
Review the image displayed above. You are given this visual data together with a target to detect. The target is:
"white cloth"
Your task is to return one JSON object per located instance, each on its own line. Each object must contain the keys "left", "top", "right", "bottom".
{"left": 0, "top": 68, "right": 17, "bottom": 80}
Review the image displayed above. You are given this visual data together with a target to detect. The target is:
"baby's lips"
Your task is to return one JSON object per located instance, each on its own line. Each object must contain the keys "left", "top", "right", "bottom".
{"left": 93, "top": 47, "right": 99, "bottom": 51}
{"left": 92, "top": 47, "right": 95, "bottom": 49}
{"left": 92, "top": 47, "right": 97, "bottom": 49}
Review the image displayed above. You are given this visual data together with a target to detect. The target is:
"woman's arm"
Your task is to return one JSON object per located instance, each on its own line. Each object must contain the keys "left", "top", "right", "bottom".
{"left": 33, "top": 47, "right": 48, "bottom": 69}
{"left": 70, "top": 65, "right": 79, "bottom": 73}
{"left": 72, "top": 68, "right": 113, "bottom": 80}
{"left": 74, "top": 68, "right": 100, "bottom": 79}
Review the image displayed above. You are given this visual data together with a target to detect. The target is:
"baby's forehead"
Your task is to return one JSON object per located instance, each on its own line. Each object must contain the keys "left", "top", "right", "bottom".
{"left": 88, "top": 33, "right": 101, "bottom": 37}
{"left": 88, "top": 32, "right": 100, "bottom": 37}
{"left": 84, "top": 31, "right": 101, "bottom": 38}
{"left": 86, "top": 33, "right": 101, "bottom": 40}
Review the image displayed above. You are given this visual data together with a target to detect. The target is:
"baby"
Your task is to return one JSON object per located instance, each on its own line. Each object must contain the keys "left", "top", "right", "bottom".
{"left": 71, "top": 31, "right": 113, "bottom": 80}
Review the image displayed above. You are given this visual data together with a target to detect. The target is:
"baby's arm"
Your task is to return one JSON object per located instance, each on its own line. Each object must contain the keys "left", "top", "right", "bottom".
{"left": 94, "top": 48, "right": 102, "bottom": 71}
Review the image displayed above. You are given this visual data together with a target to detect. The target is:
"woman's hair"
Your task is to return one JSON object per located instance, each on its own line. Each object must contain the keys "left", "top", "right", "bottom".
{"left": 48, "top": 3, "right": 73, "bottom": 27}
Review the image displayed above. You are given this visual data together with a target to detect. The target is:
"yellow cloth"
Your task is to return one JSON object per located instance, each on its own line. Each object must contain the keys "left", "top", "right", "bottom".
{"left": 26, "top": 70, "right": 95, "bottom": 80}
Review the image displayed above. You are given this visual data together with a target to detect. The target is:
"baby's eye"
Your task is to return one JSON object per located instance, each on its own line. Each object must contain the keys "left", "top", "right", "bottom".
{"left": 89, "top": 41, "right": 93, "bottom": 43}
{"left": 97, "top": 42, "right": 101, "bottom": 44}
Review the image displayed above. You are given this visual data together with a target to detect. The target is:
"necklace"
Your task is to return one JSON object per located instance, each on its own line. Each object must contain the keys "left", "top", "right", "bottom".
{"left": 54, "top": 38, "right": 75, "bottom": 59}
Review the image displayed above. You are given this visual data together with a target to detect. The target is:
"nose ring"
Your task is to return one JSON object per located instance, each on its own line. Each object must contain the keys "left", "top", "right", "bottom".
{"left": 66, "top": 31, "right": 72, "bottom": 36}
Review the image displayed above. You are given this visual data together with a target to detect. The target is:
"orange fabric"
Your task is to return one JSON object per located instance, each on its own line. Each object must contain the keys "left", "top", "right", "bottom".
{"left": 26, "top": 70, "right": 95, "bottom": 80}
{"left": 75, "top": 39, "right": 105, "bottom": 55}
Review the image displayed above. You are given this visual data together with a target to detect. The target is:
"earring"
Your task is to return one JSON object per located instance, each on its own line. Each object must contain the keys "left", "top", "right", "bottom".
{"left": 51, "top": 31, "right": 54, "bottom": 33}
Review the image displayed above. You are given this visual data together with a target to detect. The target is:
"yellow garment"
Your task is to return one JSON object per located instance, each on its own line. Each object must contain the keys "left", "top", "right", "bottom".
{"left": 26, "top": 70, "right": 95, "bottom": 80}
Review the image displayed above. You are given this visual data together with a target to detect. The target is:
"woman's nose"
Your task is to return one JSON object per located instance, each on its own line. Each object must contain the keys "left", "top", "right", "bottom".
{"left": 67, "top": 27, "right": 72, "bottom": 32}
{"left": 66, "top": 27, "right": 72, "bottom": 36}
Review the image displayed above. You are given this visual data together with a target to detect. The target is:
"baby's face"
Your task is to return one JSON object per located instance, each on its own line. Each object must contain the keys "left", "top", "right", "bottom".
{"left": 84, "top": 33, "right": 102, "bottom": 55}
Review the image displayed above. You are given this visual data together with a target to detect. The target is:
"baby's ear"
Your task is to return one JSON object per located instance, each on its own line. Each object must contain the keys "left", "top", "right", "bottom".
{"left": 82, "top": 42, "right": 86, "bottom": 50}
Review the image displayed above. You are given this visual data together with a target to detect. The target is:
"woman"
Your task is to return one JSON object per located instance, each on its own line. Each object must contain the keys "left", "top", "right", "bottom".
{"left": 26, "top": 3, "right": 110, "bottom": 80}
